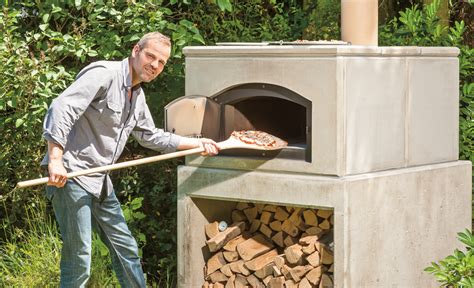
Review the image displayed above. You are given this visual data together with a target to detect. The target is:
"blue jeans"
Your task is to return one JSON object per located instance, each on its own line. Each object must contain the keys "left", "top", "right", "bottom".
{"left": 45, "top": 180, "right": 146, "bottom": 288}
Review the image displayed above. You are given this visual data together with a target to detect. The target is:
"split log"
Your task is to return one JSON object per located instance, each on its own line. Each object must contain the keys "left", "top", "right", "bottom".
{"left": 263, "top": 205, "right": 277, "bottom": 212}
{"left": 229, "top": 260, "right": 250, "bottom": 276}
{"left": 281, "top": 220, "right": 299, "bottom": 237}
{"left": 271, "top": 231, "right": 284, "bottom": 247}
{"left": 249, "top": 219, "right": 261, "bottom": 234}
{"left": 255, "top": 203, "right": 265, "bottom": 214}
{"left": 207, "top": 252, "right": 227, "bottom": 275}
{"left": 223, "top": 251, "right": 239, "bottom": 262}
{"left": 288, "top": 265, "right": 312, "bottom": 282}
{"left": 225, "top": 275, "right": 236, "bottom": 288}
{"left": 207, "top": 271, "right": 228, "bottom": 283}
{"left": 237, "top": 260, "right": 251, "bottom": 276}
{"left": 306, "top": 266, "right": 322, "bottom": 285}
{"left": 283, "top": 235, "right": 298, "bottom": 247}
{"left": 284, "top": 244, "right": 304, "bottom": 265}
{"left": 328, "top": 264, "right": 334, "bottom": 273}
{"left": 284, "top": 279, "right": 297, "bottom": 288}
{"left": 254, "top": 263, "right": 275, "bottom": 279}
{"left": 299, "top": 277, "right": 312, "bottom": 288}
{"left": 268, "top": 276, "right": 285, "bottom": 288}
{"left": 274, "top": 207, "right": 290, "bottom": 221}
{"left": 205, "top": 221, "right": 220, "bottom": 239}
{"left": 244, "top": 207, "right": 259, "bottom": 222}
{"left": 306, "top": 251, "right": 321, "bottom": 267}
{"left": 259, "top": 223, "right": 273, "bottom": 238}
{"left": 269, "top": 220, "right": 282, "bottom": 232}
{"left": 301, "top": 243, "right": 316, "bottom": 255}
{"left": 235, "top": 202, "right": 250, "bottom": 211}
{"left": 234, "top": 274, "right": 248, "bottom": 288}
{"left": 236, "top": 234, "right": 274, "bottom": 261}
{"left": 299, "top": 235, "right": 318, "bottom": 246}
{"left": 244, "top": 249, "right": 278, "bottom": 271}
{"left": 319, "top": 219, "right": 331, "bottom": 230}
{"left": 262, "top": 276, "right": 272, "bottom": 286}
{"left": 319, "top": 273, "right": 333, "bottom": 288}
{"left": 223, "top": 234, "right": 247, "bottom": 252}
{"left": 316, "top": 209, "right": 332, "bottom": 219}
{"left": 281, "top": 265, "right": 293, "bottom": 280}
{"left": 288, "top": 210, "right": 302, "bottom": 226}
{"left": 260, "top": 211, "right": 274, "bottom": 225}
{"left": 320, "top": 245, "right": 334, "bottom": 265}
{"left": 302, "top": 210, "right": 318, "bottom": 227}
{"left": 214, "top": 283, "right": 225, "bottom": 288}
{"left": 272, "top": 255, "right": 285, "bottom": 268}
{"left": 220, "top": 264, "right": 233, "bottom": 277}
{"left": 273, "top": 265, "right": 282, "bottom": 276}
{"left": 305, "top": 227, "right": 323, "bottom": 237}
{"left": 247, "top": 274, "right": 264, "bottom": 288}
{"left": 207, "top": 222, "right": 246, "bottom": 252}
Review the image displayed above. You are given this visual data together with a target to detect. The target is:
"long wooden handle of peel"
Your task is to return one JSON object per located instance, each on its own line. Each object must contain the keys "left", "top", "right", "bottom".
{"left": 16, "top": 146, "right": 205, "bottom": 188}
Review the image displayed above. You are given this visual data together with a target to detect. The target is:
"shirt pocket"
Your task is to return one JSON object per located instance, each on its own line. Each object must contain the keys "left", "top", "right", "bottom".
{"left": 99, "top": 98, "right": 122, "bottom": 127}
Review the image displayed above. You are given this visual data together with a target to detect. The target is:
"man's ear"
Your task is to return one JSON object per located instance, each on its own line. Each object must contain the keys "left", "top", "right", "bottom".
{"left": 131, "top": 44, "right": 140, "bottom": 57}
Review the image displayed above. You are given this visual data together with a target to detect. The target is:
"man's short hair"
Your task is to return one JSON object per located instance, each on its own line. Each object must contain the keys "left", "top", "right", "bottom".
{"left": 137, "top": 32, "right": 171, "bottom": 48}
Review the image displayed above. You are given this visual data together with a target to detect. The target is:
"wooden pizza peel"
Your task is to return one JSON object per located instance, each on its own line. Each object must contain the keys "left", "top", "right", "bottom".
{"left": 16, "top": 131, "right": 287, "bottom": 188}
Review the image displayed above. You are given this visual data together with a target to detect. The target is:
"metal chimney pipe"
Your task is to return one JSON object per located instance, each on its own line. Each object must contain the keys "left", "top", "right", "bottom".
{"left": 341, "top": 0, "right": 378, "bottom": 46}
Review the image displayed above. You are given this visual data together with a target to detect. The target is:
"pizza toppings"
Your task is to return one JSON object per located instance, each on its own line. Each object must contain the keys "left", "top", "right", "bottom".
{"left": 231, "top": 130, "right": 281, "bottom": 148}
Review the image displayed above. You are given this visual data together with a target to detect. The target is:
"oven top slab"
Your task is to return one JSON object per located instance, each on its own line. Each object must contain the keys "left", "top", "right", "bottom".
{"left": 183, "top": 45, "right": 459, "bottom": 57}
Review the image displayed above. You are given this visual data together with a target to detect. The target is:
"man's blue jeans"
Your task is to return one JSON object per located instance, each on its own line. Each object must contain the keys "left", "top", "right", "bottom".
{"left": 45, "top": 180, "right": 146, "bottom": 288}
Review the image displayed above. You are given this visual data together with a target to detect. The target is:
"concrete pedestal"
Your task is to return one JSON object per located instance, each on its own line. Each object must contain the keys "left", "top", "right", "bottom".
{"left": 177, "top": 161, "right": 471, "bottom": 287}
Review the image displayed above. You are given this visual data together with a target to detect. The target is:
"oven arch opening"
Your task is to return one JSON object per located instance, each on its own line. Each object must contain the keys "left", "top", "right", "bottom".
{"left": 213, "top": 83, "right": 312, "bottom": 162}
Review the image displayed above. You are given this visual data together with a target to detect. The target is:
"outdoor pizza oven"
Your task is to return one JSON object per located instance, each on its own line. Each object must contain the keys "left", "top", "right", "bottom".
{"left": 165, "top": 83, "right": 311, "bottom": 161}
{"left": 168, "top": 44, "right": 472, "bottom": 287}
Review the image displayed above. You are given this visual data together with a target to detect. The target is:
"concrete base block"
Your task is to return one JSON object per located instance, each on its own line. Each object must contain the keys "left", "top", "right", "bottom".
{"left": 177, "top": 161, "right": 471, "bottom": 287}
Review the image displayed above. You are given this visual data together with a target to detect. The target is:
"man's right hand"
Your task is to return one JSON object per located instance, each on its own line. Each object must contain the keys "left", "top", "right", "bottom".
{"left": 48, "top": 160, "right": 68, "bottom": 187}
{"left": 47, "top": 141, "right": 67, "bottom": 187}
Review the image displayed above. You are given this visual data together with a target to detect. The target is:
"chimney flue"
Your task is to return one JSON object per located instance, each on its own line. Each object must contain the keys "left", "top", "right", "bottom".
{"left": 341, "top": 0, "right": 378, "bottom": 46}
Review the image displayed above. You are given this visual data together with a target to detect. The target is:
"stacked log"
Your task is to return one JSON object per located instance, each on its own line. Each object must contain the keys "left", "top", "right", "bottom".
{"left": 202, "top": 203, "right": 334, "bottom": 287}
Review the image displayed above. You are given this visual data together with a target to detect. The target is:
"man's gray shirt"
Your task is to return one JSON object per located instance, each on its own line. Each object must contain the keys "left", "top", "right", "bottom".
{"left": 41, "top": 58, "right": 183, "bottom": 198}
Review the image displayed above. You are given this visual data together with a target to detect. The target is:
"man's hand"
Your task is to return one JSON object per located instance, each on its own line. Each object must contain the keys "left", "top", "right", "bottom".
{"left": 47, "top": 141, "right": 67, "bottom": 187}
{"left": 198, "top": 138, "right": 219, "bottom": 156}
{"left": 48, "top": 160, "right": 68, "bottom": 188}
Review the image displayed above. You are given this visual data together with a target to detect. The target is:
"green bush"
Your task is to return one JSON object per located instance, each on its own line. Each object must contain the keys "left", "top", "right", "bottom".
{"left": 424, "top": 229, "right": 474, "bottom": 287}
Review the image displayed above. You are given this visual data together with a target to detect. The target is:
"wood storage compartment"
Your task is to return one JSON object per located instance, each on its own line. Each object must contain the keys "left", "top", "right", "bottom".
{"left": 202, "top": 201, "right": 334, "bottom": 288}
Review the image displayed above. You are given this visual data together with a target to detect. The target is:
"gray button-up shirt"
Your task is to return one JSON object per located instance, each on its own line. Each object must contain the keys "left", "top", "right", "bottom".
{"left": 41, "top": 58, "right": 183, "bottom": 198}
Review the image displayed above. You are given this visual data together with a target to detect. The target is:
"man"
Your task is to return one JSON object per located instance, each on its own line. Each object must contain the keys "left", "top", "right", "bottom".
{"left": 42, "top": 32, "right": 219, "bottom": 287}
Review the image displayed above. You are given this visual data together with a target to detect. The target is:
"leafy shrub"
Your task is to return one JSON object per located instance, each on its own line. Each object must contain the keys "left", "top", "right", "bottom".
{"left": 424, "top": 229, "right": 474, "bottom": 287}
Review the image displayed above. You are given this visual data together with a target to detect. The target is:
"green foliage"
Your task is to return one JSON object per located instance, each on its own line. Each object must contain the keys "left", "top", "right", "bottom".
{"left": 0, "top": 200, "right": 120, "bottom": 287}
{"left": 424, "top": 229, "right": 474, "bottom": 287}
{"left": 303, "top": 0, "right": 341, "bottom": 40}
{"left": 0, "top": 203, "right": 61, "bottom": 286}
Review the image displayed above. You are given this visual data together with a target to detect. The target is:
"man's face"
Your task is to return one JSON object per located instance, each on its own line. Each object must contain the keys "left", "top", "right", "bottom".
{"left": 131, "top": 39, "right": 171, "bottom": 84}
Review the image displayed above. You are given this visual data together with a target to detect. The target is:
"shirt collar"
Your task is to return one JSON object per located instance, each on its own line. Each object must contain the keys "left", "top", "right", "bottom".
{"left": 121, "top": 58, "right": 142, "bottom": 92}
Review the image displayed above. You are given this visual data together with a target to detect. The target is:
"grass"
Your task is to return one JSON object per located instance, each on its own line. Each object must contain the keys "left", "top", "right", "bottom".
{"left": 0, "top": 203, "right": 121, "bottom": 287}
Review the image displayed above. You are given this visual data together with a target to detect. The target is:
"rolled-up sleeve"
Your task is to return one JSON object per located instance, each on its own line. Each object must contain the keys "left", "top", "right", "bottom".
{"left": 43, "top": 66, "right": 109, "bottom": 148}
{"left": 132, "top": 102, "right": 183, "bottom": 153}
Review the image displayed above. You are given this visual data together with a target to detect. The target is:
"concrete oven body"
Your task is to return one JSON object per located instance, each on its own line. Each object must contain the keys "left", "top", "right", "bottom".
{"left": 168, "top": 45, "right": 472, "bottom": 287}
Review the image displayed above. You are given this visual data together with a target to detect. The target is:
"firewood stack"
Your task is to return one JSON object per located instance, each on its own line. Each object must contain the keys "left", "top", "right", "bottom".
{"left": 202, "top": 202, "right": 334, "bottom": 288}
